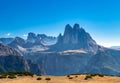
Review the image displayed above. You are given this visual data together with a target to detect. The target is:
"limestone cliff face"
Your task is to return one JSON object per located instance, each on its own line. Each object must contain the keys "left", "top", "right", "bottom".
{"left": 63, "top": 24, "right": 73, "bottom": 44}
{"left": 53, "top": 23, "right": 98, "bottom": 53}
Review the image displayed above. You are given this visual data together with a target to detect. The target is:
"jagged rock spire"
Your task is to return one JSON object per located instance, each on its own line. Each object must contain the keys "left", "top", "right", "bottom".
{"left": 54, "top": 23, "right": 98, "bottom": 53}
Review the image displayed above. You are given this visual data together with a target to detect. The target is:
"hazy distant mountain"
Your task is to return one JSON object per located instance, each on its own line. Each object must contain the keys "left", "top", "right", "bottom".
{"left": 37, "top": 34, "right": 57, "bottom": 45}
{"left": 50, "top": 24, "right": 98, "bottom": 54}
{"left": 0, "top": 38, "right": 14, "bottom": 45}
{"left": 8, "top": 36, "right": 47, "bottom": 53}
{"left": 9, "top": 37, "right": 26, "bottom": 48}
{"left": 0, "top": 33, "right": 56, "bottom": 53}
{"left": 0, "top": 43, "right": 42, "bottom": 74}
{"left": 111, "top": 46, "right": 120, "bottom": 49}
{"left": 27, "top": 32, "right": 57, "bottom": 46}
{"left": 27, "top": 32, "right": 39, "bottom": 43}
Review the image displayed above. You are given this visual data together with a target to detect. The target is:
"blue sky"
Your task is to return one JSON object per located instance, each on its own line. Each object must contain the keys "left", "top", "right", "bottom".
{"left": 0, "top": 0, "right": 120, "bottom": 47}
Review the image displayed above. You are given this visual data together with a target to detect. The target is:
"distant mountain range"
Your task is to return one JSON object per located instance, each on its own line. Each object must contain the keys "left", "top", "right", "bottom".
{"left": 0, "top": 38, "right": 14, "bottom": 45}
{"left": 0, "top": 23, "right": 120, "bottom": 76}
{"left": 111, "top": 46, "right": 120, "bottom": 49}
{"left": 0, "top": 33, "right": 57, "bottom": 53}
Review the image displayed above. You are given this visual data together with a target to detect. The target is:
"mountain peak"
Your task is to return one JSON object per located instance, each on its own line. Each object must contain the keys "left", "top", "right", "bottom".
{"left": 13, "top": 37, "right": 26, "bottom": 44}
{"left": 65, "top": 24, "right": 72, "bottom": 29}
{"left": 64, "top": 24, "right": 72, "bottom": 35}
{"left": 73, "top": 23, "right": 80, "bottom": 30}
{"left": 14, "top": 37, "right": 25, "bottom": 42}
{"left": 52, "top": 23, "right": 98, "bottom": 53}
{"left": 27, "top": 32, "right": 37, "bottom": 43}
{"left": 28, "top": 32, "right": 36, "bottom": 36}
{"left": 57, "top": 33, "right": 63, "bottom": 45}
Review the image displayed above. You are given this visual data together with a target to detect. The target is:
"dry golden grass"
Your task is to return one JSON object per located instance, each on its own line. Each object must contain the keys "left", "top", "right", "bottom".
{"left": 0, "top": 75, "right": 120, "bottom": 83}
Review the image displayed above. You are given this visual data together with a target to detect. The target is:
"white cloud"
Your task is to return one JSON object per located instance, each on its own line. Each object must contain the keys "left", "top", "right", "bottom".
{"left": 23, "top": 34, "right": 27, "bottom": 37}
{"left": 23, "top": 34, "right": 28, "bottom": 39}
{"left": 98, "top": 42, "right": 120, "bottom": 47}
{"left": 7, "top": 33, "right": 11, "bottom": 36}
{"left": 5, "top": 33, "right": 12, "bottom": 37}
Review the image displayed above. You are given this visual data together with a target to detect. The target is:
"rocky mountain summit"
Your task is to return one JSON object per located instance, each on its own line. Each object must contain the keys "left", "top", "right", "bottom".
{"left": 51, "top": 24, "right": 98, "bottom": 54}
{"left": 27, "top": 32, "right": 57, "bottom": 46}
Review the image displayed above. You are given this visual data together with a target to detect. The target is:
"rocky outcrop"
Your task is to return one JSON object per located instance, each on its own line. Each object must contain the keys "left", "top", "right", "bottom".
{"left": 51, "top": 23, "right": 98, "bottom": 53}
{"left": 27, "top": 32, "right": 37, "bottom": 43}
{"left": 0, "top": 43, "right": 42, "bottom": 74}
{"left": 0, "top": 43, "right": 21, "bottom": 56}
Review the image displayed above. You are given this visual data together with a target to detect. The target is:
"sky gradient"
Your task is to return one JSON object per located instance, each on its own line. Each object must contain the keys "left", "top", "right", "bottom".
{"left": 0, "top": 0, "right": 120, "bottom": 47}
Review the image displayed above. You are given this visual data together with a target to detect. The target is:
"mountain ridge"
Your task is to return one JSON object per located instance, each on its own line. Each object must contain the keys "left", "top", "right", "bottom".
{"left": 0, "top": 23, "right": 120, "bottom": 76}
{"left": 0, "top": 43, "right": 43, "bottom": 74}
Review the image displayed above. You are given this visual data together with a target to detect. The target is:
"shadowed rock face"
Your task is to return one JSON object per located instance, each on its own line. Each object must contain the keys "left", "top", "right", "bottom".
{"left": 0, "top": 43, "right": 21, "bottom": 56}
{"left": 86, "top": 48, "right": 120, "bottom": 76}
{"left": 24, "top": 46, "right": 120, "bottom": 76}
{"left": 0, "top": 43, "right": 42, "bottom": 75}
{"left": 24, "top": 52, "right": 91, "bottom": 76}
{"left": 63, "top": 24, "right": 73, "bottom": 44}
{"left": 51, "top": 23, "right": 98, "bottom": 53}
{"left": 27, "top": 32, "right": 37, "bottom": 43}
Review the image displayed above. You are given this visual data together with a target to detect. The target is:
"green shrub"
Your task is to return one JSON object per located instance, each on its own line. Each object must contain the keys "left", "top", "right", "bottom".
{"left": 75, "top": 76, "right": 78, "bottom": 78}
{"left": 98, "top": 74, "right": 104, "bottom": 77}
{"left": 69, "top": 77, "right": 73, "bottom": 79}
{"left": 37, "top": 74, "right": 41, "bottom": 76}
{"left": 45, "top": 78, "right": 51, "bottom": 81}
{"left": 17, "top": 74, "right": 23, "bottom": 76}
{"left": 90, "top": 74, "right": 104, "bottom": 77}
{"left": 21, "top": 72, "right": 34, "bottom": 76}
{"left": 90, "top": 74, "right": 97, "bottom": 77}
{"left": 37, "top": 77, "right": 42, "bottom": 80}
{"left": 8, "top": 75, "right": 16, "bottom": 79}
{"left": 84, "top": 75, "right": 92, "bottom": 80}
{"left": 67, "top": 75, "right": 70, "bottom": 77}
{"left": 0, "top": 72, "right": 35, "bottom": 78}
{"left": 0, "top": 75, "right": 7, "bottom": 79}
